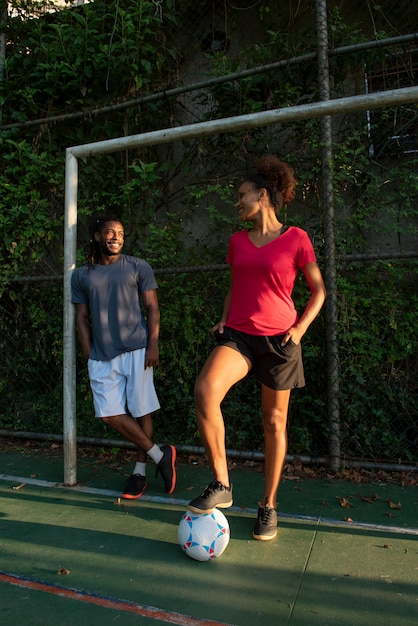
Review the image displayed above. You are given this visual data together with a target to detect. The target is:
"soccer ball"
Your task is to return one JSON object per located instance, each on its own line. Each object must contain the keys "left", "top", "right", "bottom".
{"left": 178, "top": 509, "right": 230, "bottom": 561}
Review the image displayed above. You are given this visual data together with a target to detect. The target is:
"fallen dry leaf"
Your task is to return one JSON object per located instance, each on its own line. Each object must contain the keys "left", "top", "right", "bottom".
{"left": 360, "top": 493, "right": 379, "bottom": 503}
{"left": 387, "top": 500, "right": 402, "bottom": 510}
{"left": 337, "top": 496, "right": 353, "bottom": 508}
{"left": 57, "top": 567, "right": 70, "bottom": 575}
{"left": 344, "top": 517, "right": 353, "bottom": 523}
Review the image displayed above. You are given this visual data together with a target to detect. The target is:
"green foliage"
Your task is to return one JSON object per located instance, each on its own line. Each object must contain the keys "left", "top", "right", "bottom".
{"left": 4, "top": 1, "right": 179, "bottom": 118}
{"left": 336, "top": 260, "right": 417, "bottom": 461}
{"left": 0, "top": 137, "right": 62, "bottom": 289}
{"left": 0, "top": 281, "right": 64, "bottom": 433}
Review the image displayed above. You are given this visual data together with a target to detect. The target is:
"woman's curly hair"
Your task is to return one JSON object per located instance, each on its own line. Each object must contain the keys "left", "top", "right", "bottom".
{"left": 245, "top": 155, "right": 297, "bottom": 210}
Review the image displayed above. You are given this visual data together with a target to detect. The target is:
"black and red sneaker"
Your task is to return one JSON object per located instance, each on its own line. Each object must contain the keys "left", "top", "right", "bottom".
{"left": 121, "top": 473, "right": 147, "bottom": 499}
{"left": 155, "top": 444, "right": 177, "bottom": 494}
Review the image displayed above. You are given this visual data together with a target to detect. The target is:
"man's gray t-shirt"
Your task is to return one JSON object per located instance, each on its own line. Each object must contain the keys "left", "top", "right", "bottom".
{"left": 71, "top": 255, "right": 158, "bottom": 361}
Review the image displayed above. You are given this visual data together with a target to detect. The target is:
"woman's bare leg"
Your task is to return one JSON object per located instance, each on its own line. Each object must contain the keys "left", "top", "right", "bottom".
{"left": 259, "top": 385, "right": 291, "bottom": 509}
{"left": 194, "top": 345, "right": 251, "bottom": 486}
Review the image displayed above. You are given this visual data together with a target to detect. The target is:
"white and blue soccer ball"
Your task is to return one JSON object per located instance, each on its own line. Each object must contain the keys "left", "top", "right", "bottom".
{"left": 178, "top": 509, "right": 230, "bottom": 561}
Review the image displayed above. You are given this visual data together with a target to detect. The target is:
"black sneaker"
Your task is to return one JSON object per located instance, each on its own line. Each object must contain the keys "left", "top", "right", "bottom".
{"left": 155, "top": 445, "right": 177, "bottom": 494}
{"left": 121, "top": 473, "right": 147, "bottom": 500}
{"left": 188, "top": 480, "right": 233, "bottom": 514}
{"left": 252, "top": 505, "right": 278, "bottom": 541}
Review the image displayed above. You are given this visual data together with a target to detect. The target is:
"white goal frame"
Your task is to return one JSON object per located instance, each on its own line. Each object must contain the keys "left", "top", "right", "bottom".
{"left": 63, "top": 85, "right": 418, "bottom": 485}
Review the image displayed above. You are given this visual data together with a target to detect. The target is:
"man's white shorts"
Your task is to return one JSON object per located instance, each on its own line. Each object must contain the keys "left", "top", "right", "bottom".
{"left": 87, "top": 348, "right": 160, "bottom": 418}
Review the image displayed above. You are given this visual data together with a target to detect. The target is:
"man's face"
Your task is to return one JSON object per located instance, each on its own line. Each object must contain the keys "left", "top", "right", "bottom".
{"left": 94, "top": 220, "right": 124, "bottom": 258}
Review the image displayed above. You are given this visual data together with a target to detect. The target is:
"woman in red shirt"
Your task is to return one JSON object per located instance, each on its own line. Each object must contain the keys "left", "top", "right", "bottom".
{"left": 188, "top": 156, "right": 327, "bottom": 540}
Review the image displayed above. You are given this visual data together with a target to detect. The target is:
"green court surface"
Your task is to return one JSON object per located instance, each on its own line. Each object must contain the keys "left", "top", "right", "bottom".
{"left": 0, "top": 444, "right": 417, "bottom": 625}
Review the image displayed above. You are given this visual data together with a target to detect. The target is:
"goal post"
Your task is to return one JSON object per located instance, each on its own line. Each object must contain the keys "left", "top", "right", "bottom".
{"left": 63, "top": 85, "right": 418, "bottom": 485}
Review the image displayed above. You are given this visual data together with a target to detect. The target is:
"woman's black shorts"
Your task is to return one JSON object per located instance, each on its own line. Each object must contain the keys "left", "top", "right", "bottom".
{"left": 215, "top": 326, "right": 305, "bottom": 391}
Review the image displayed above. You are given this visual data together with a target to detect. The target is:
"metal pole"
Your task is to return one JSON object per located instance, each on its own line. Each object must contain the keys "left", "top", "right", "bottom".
{"left": 67, "top": 86, "right": 418, "bottom": 159}
{"left": 316, "top": 0, "right": 341, "bottom": 471}
{"left": 63, "top": 150, "right": 78, "bottom": 486}
{"left": 3, "top": 429, "right": 417, "bottom": 473}
{"left": 3, "top": 31, "right": 417, "bottom": 132}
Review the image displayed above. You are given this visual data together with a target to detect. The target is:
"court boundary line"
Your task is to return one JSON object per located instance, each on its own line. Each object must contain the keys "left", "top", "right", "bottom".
{"left": 1, "top": 473, "right": 417, "bottom": 536}
{"left": 0, "top": 570, "right": 235, "bottom": 626}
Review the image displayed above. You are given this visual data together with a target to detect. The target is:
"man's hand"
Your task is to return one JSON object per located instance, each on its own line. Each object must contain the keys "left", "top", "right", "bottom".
{"left": 145, "top": 341, "right": 159, "bottom": 368}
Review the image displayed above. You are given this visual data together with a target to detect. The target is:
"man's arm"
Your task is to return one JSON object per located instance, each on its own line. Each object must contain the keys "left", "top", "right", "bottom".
{"left": 74, "top": 303, "right": 92, "bottom": 360}
{"left": 141, "top": 289, "right": 160, "bottom": 368}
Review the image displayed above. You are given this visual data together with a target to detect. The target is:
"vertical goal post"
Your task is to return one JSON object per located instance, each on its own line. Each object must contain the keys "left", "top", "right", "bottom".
{"left": 63, "top": 85, "right": 418, "bottom": 485}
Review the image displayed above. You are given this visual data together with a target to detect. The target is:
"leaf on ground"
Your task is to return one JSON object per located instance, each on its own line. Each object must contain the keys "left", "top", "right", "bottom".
{"left": 57, "top": 567, "right": 70, "bottom": 575}
{"left": 360, "top": 493, "right": 379, "bottom": 503}
{"left": 337, "top": 496, "right": 353, "bottom": 508}
{"left": 303, "top": 467, "right": 317, "bottom": 478}
{"left": 387, "top": 500, "right": 402, "bottom": 510}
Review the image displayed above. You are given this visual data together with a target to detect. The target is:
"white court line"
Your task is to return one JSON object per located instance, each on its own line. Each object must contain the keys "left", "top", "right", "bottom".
{"left": 1, "top": 473, "right": 417, "bottom": 536}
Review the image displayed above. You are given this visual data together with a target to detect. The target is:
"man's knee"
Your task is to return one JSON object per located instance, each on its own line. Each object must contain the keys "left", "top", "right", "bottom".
{"left": 102, "top": 414, "right": 124, "bottom": 427}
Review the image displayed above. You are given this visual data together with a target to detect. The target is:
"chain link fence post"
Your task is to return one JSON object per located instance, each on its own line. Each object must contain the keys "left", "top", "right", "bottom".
{"left": 316, "top": 0, "right": 341, "bottom": 471}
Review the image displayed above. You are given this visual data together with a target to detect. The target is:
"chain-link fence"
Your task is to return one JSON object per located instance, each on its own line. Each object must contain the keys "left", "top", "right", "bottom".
{"left": 1, "top": 0, "right": 417, "bottom": 470}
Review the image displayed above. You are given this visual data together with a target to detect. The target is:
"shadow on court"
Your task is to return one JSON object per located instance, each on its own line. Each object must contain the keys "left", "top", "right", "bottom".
{"left": 0, "top": 445, "right": 417, "bottom": 625}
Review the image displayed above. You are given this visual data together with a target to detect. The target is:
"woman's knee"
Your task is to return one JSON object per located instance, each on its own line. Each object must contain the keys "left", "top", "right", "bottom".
{"left": 194, "top": 376, "right": 218, "bottom": 405}
{"left": 262, "top": 409, "right": 287, "bottom": 434}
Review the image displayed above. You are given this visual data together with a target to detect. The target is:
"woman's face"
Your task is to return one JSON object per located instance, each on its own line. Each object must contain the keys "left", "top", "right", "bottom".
{"left": 235, "top": 182, "right": 260, "bottom": 221}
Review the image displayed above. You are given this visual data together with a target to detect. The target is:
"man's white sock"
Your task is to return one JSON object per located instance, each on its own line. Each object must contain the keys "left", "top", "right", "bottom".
{"left": 133, "top": 462, "right": 147, "bottom": 476}
{"left": 147, "top": 444, "right": 163, "bottom": 464}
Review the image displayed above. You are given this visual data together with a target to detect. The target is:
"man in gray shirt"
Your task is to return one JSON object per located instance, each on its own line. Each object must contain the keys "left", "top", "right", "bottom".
{"left": 71, "top": 213, "right": 176, "bottom": 499}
